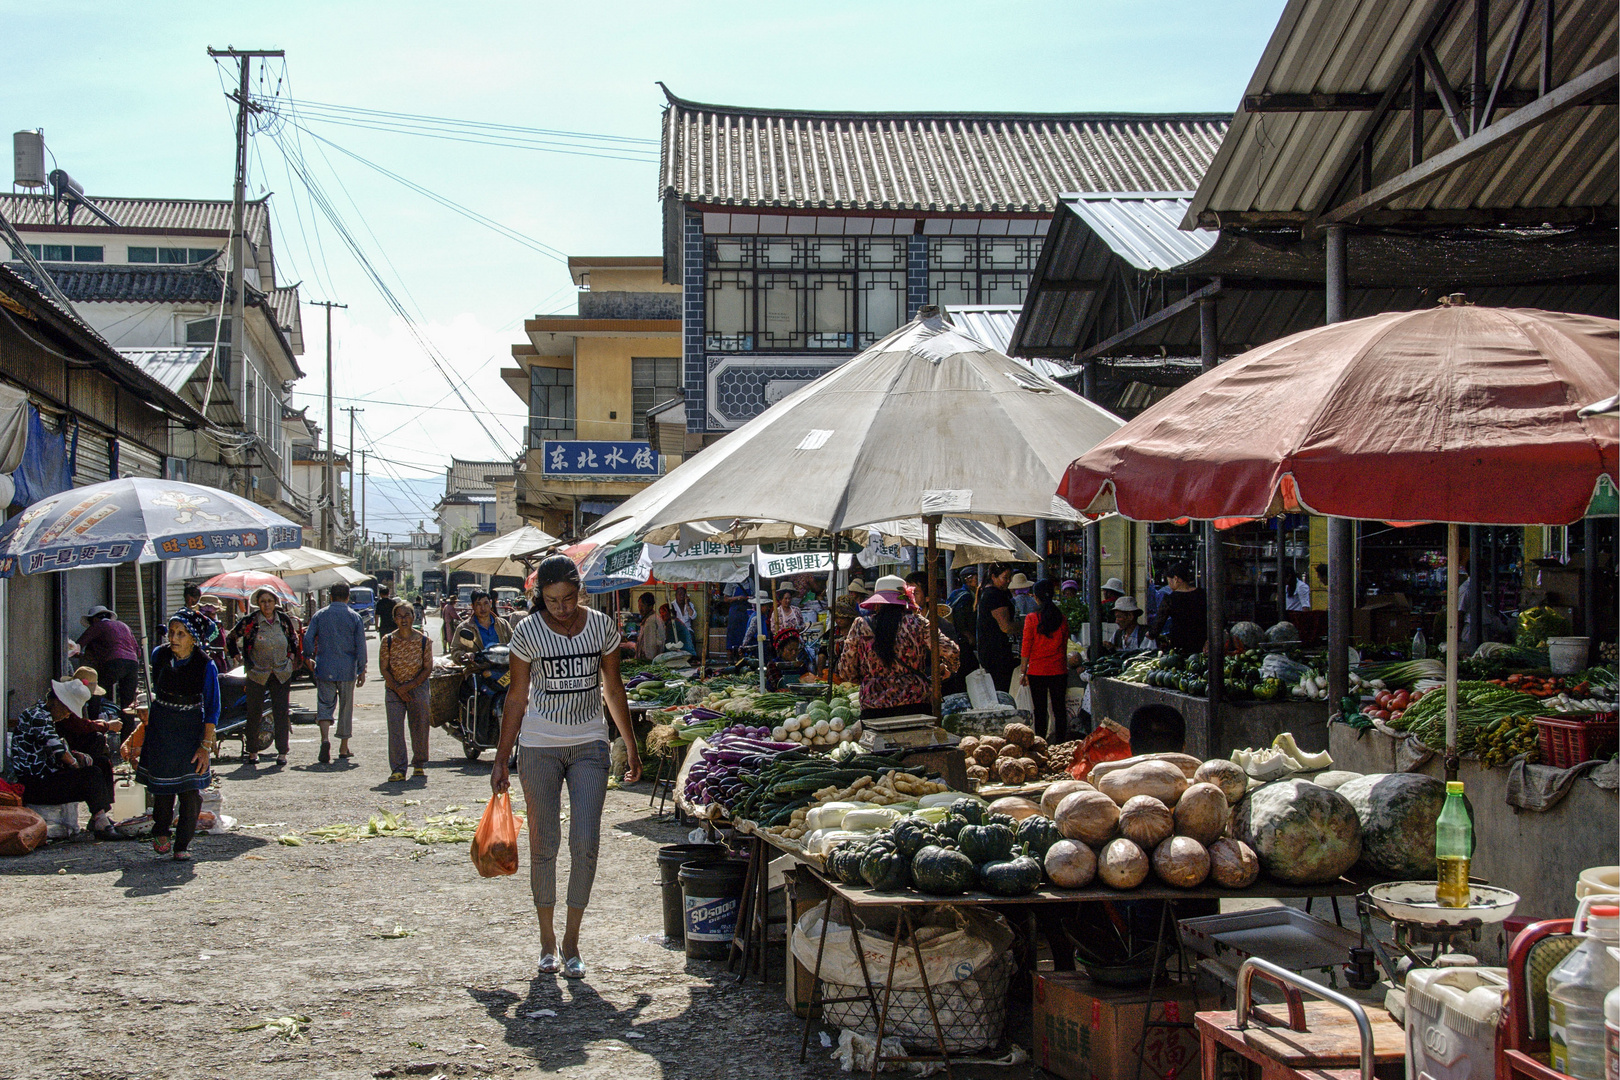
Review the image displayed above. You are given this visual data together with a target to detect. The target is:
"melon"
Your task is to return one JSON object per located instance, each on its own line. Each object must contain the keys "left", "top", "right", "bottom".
{"left": 1193, "top": 759, "right": 1249, "bottom": 804}
{"left": 1231, "top": 779, "right": 1362, "bottom": 885}
{"left": 1044, "top": 839, "right": 1097, "bottom": 889}
{"left": 1098, "top": 838, "right": 1149, "bottom": 889}
{"left": 1152, "top": 835, "right": 1211, "bottom": 888}
{"left": 1097, "top": 760, "right": 1190, "bottom": 807}
{"left": 1334, "top": 772, "right": 1446, "bottom": 878}
{"left": 1207, "top": 837, "right": 1260, "bottom": 888}
{"left": 1041, "top": 779, "right": 1093, "bottom": 817}
{"left": 1309, "top": 770, "right": 1365, "bottom": 792}
{"left": 1055, "top": 789, "right": 1120, "bottom": 847}
{"left": 1173, "top": 783, "right": 1230, "bottom": 846}
{"left": 989, "top": 796, "right": 1043, "bottom": 822}
{"left": 1117, "top": 795, "right": 1174, "bottom": 849}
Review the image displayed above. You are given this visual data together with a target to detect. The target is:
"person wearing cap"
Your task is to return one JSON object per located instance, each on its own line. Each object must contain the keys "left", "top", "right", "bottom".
{"left": 837, "top": 575, "right": 959, "bottom": 718}
{"left": 76, "top": 605, "right": 141, "bottom": 713}
{"left": 1149, "top": 562, "right": 1208, "bottom": 655}
{"left": 62, "top": 666, "right": 123, "bottom": 794}
{"left": 1060, "top": 580, "right": 1080, "bottom": 598}
{"left": 226, "top": 587, "right": 307, "bottom": 766}
{"left": 1107, "top": 596, "right": 1153, "bottom": 652}
{"left": 975, "top": 564, "right": 1019, "bottom": 693}
{"left": 494, "top": 554, "right": 639, "bottom": 981}
{"left": 1009, "top": 572, "right": 1038, "bottom": 650}
{"left": 122, "top": 609, "right": 220, "bottom": 859}
{"left": 947, "top": 568, "right": 980, "bottom": 679}
{"left": 10, "top": 677, "right": 117, "bottom": 838}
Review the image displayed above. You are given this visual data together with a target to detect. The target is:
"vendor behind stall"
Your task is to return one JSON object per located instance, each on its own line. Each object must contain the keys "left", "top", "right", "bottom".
{"left": 1149, "top": 562, "right": 1208, "bottom": 655}
{"left": 633, "top": 592, "right": 667, "bottom": 661}
{"left": 1107, "top": 596, "right": 1153, "bottom": 652}
{"left": 837, "top": 575, "right": 959, "bottom": 719}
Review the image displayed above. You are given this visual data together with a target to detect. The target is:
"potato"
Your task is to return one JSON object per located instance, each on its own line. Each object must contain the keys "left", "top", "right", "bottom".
{"left": 1118, "top": 795, "right": 1174, "bottom": 849}
{"left": 1193, "top": 759, "right": 1249, "bottom": 804}
{"left": 1030, "top": 736, "right": 1048, "bottom": 757}
{"left": 966, "top": 764, "right": 990, "bottom": 784}
{"left": 958, "top": 736, "right": 981, "bottom": 755}
{"left": 1097, "top": 760, "right": 1191, "bottom": 807}
{"left": 1045, "top": 840, "right": 1097, "bottom": 888}
{"left": 1173, "top": 782, "right": 1229, "bottom": 846}
{"left": 1152, "top": 835, "right": 1211, "bottom": 888}
{"left": 1056, "top": 789, "right": 1120, "bottom": 847}
{"left": 1098, "top": 838, "right": 1150, "bottom": 889}
{"left": 989, "top": 796, "right": 1044, "bottom": 821}
{"left": 1004, "top": 723, "right": 1037, "bottom": 749}
{"left": 995, "top": 758, "right": 1026, "bottom": 785}
{"left": 1089, "top": 752, "right": 1203, "bottom": 783}
{"left": 1040, "top": 779, "right": 1094, "bottom": 817}
{"left": 997, "top": 743, "right": 1024, "bottom": 760}
{"left": 1208, "top": 837, "right": 1260, "bottom": 888}
{"left": 981, "top": 736, "right": 1007, "bottom": 752}
{"left": 972, "top": 744, "right": 1000, "bottom": 766}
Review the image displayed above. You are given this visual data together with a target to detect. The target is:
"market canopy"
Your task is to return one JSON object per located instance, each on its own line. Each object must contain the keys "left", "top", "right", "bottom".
{"left": 596, "top": 309, "right": 1124, "bottom": 539}
{"left": 164, "top": 544, "right": 354, "bottom": 581}
{"left": 1060, "top": 306, "right": 1619, "bottom": 527}
{"left": 441, "top": 525, "right": 560, "bottom": 577}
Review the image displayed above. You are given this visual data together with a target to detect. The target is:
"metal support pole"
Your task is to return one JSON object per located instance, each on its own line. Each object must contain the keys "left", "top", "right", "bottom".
{"left": 310, "top": 299, "right": 345, "bottom": 552}
{"left": 1278, "top": 517, "right": 1289, "bottom": 624}
{"left": 1445, "top": 523, "right": 1461, "bottom": 779}
{"left": 1472, "top": 0, "right": 1490, "bottom": 133}
{"left": 925, "top": 515, "right": 942, "bottom": 717}
{"left": 1468, "top": 525, "right": 1483, "bottom": 653}
{"left": 1086, "top": 523, "right": 1103, "bottom": 660}
{"left": 1035, "top": 519, "right": 1048, "bottom": 581}
{"left": 1582, "top": 518, "right": 1596, "bottom": 635}
{"left": 1324, "top": 225, "right": 1352, "bottom": 712}
{"left": 1199, "top": 298, "right": 1223, "bottom": 719}
{"left": 1541, "top": 0, "right": 1556, "bottom": 97}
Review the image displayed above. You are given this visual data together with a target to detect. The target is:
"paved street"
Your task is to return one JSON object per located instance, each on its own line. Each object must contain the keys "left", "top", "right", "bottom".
{"left": 0, "top": 619, "right": 847, "bottom": 1080}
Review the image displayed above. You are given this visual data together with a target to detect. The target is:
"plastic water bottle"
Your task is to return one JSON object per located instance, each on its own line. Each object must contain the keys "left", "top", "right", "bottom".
{"left": 1435, "top": 780, "right": 1472, "bottom": 908}
{"left": 1603, "top": 948, "right": 1620, "bottom": 1080}
{"left": 1549, "top": 897, "right": 1620, "bottom": 1080}
{"left": 1412, "top": 627, "right": 1428, "bottom": 659}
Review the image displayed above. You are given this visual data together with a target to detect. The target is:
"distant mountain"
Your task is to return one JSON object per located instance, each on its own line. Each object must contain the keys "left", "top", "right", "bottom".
{"left": 353, "top": 475, "right": 444, "bottom": 540}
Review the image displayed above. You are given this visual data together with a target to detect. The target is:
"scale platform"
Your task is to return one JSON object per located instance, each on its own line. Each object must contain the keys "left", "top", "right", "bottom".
{"left": 856, "top": 713, "right": 953, "bottom": 751}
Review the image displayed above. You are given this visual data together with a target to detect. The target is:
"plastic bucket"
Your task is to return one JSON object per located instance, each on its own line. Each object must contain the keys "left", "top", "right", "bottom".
{"left": 657, "top": 844, "right": 727, "bottom": 941}
{"left": 678, "top": 858, "right": 749, "bottom": 960}
{"left": 1548, "top": 636, "right": 1591, "bottom": 675}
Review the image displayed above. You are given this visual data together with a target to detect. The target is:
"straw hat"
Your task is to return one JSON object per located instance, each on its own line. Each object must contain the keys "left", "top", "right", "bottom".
{"left": 71, "top": 666, "right": 105, "bottom": 695}
{"left": 80, "top": 605, "right": 116, "bottom": 627}
{"left": 1113, "top": 595, "right": 1143, "bottom": 614}
{"left": 1008, "top": 573, "right": 1033, "bottom": 590}
{"left": 846, "top": 579, "right": 872, "bottom": 597}
{"left": 1102, "top": 577, "right": 1128, "bottom": 596}
{"left": 50, "top": 677, "right": 91, "bottom": 717}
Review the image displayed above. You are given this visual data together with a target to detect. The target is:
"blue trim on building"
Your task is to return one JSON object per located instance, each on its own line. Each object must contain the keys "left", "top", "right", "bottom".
{"left": 907, "top": 234, "right": 929, "bottom": 320}
{"left": 682, "top": 211, "right": 706, "bottom": 433}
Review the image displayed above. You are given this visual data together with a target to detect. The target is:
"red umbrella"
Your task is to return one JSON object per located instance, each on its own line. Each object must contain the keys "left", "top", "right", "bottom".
{"left": 1060, "top": 307, "right": 1617, "bottom": 527}
{"left": 199, "top": 570, "right": 298, "bottom": 605}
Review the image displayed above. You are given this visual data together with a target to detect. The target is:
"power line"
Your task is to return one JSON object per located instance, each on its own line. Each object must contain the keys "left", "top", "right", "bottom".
{"left": 288, "top": 389, "right": 526, "bottom": 418}
{"left": 260, "top": 95, "right": 660, "bottom": 145}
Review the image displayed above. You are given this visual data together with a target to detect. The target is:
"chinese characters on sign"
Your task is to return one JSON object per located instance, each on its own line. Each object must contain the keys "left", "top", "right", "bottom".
{"left": 541, "top": 441, "right": 659, "bottom": 477}
{"left": 755, "top": 550, "right": 839, "bottom": 579}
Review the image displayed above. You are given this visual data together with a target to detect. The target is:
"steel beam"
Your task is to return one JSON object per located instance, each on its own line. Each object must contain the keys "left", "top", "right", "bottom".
{"left": 1484, "top": 0, "right": 1538, "bottom": 128}
{"left": 1076, "top": 279, "right": 1223, "bottom": 361}
{"left": 1422, "top": 44, "right": 1474, "bottom": 142}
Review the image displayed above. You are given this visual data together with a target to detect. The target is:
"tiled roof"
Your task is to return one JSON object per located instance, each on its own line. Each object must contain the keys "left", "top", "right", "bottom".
{"left": 659, "top": 86, "right": 1229, "bottom": 213}
{"left": 267, "top": 286, "right": 303, "bottom": 354}
{"left": 5, "top": 261, "right": 240, "bottom": 304}
{"left": 0, "top": 193, "right": 270, "bottom": 244}
{"left": 447, "top": 458, "right": 515, "bottom": 495}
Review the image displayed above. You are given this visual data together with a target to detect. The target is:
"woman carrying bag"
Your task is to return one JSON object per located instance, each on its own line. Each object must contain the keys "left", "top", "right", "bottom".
{"left": 836, "top": 575, "right": 960, "bottom": 719}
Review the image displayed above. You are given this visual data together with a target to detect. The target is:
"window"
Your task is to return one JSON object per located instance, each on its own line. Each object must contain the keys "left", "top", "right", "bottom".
{"left": 529, "top": 366, "right": 575, "bottom": 447}
{"left": 128, "top": 247, "right": 156, "bottom": 263}
{"left": 129, "top": 247, "right": 213, "bottom": 264}
{"left": 185, "top": 316, "right": 231, "bottom": 382}
{"left": 631, "top": 357, "right": 682, "bottom": 438}
{"left": 927, "top": 237, "right": 1039, "bottom": 307}
{"left": 705, "top": 237, "right": 906, "bottom": 352}
{"left": 21, "top": 243, "right": 101, "bottom": 262}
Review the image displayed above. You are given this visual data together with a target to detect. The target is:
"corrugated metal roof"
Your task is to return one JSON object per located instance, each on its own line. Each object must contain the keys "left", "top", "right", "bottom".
{"left": 660, "top": 86, "right": 1229, "bottom": 213}
{"left": 1065, "top": 193, "right": 1215, "bottom": 271}
{"left": 117, "top": 346, "right": 214, "bottom": 396}
{"left": 945, "top": 305, "right": 1075, "bottom": 379}
{"left": 0, "top": 193, "right": 270, "bottom": 244}
{"left": 1186, "top": 0, "right": 1618, "bottom": 226}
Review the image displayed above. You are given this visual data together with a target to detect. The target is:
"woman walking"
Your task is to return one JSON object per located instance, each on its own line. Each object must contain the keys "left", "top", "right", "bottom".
{"left": 380, "top": 600, "right": 434, "bottom": 783}
{"left": 1020, "top": 579, "right": 1070, "bottom": 741}
{"left": 225, "top": 586, "right": 304, "bottom": 766}
{"left": 493, "top": 554, "right": 641, "bottom": 979}
{"left": 123, "top": 609, "right": 219, "bottom": 860}
{"left": 836, "top": 575, "right": 960, "bottom": 719}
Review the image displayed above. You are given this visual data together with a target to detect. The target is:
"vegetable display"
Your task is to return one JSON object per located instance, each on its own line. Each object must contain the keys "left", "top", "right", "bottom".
{"left": 1386, "top": 681, "right": 1541, "bottom": 753}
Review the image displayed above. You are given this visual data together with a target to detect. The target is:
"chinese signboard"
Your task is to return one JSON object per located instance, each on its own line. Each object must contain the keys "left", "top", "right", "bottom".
{"left": 541, "top": 441, "right": 658, "bottom": 477}
{"left": 755, "top": 549, "right": 841, "bottom": 579}
{"left": 760, "top": 537, "right": 862, "bottom": 556}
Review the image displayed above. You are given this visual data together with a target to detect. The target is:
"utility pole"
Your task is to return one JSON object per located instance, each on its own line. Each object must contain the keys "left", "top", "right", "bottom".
{"left": 207, "top": 46, "right": 283, "bottom": 479}
{"left": 360, "top": 449, "right": 368, "bottom": 548}
{"left": 342, "top": 405, "right": 363, "bottom": 552}
{"left": 308, "top": 299, "right": 345, "bottom": 551}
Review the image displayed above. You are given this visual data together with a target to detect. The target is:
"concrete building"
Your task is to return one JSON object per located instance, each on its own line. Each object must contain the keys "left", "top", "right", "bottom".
{"left": 435, "top": 458, "right": 514, "bottom": 557}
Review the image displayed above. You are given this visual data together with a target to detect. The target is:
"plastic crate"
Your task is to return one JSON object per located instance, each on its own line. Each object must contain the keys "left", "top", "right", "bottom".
{"left": 1533, "top": 712, "right": 1619, "bottom": 768}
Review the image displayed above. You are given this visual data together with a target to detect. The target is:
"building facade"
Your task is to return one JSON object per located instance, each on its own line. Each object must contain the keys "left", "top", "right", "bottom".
{"left": 435, "top": 458, "right": 514, "bottom": 557}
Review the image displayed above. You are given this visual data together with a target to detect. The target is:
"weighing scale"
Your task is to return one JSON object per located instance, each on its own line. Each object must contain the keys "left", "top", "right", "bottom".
{"left": 1353, "top": 881, "right": 1520, "bottom": 988}
{"left": 855, "top": 712, "right": 951, "bottom": 751}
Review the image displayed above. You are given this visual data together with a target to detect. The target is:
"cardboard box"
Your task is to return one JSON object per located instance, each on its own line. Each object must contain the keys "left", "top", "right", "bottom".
{"left": 1352, "top": 594, "right": 1414, "bottom": 645}
{"left": 1032, "top": 974, "right": 1202, "bottom": 1080}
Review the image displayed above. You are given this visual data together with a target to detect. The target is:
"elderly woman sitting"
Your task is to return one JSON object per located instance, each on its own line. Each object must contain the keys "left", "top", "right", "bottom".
{"left": 11, "top": 678, "right": 116, "bottom": 838}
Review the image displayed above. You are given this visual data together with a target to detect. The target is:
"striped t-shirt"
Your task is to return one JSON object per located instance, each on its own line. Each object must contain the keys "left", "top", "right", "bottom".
{"left": 507, "top": 607, "right": 621, "bottom": 747}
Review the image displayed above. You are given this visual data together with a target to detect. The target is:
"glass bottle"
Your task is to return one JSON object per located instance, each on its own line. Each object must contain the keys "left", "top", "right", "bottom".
{"left": 1434, "top": 780, "right": 1472, "bottom": 908}
{"left": 1412, "top": 627, "right": 1427, "bottom": 659}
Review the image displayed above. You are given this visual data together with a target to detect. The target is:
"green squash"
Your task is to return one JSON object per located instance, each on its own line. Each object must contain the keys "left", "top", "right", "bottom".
{"left": 950, "top": 798, "right": 986, "bottom": 827}
{"left": 979, "top": 851, "right": 1044, "bottom": 896}
{"left": 827, "top": 841, "right": 868, "bottom": 886}
{"left": 890, "top": 818, "right": 936, "bottom": 860}
{"left": 911, "top": 845, "right": 976, "bottom": 896}
{"left": 1016, "top": 815, "right": 1063, "bottom": 860}
{"left": 936, "top": 813, "right": 971, "bottom": 842}
{"left": 957, "top": 822, "right": 1015, "bottom": 865}
{"left": 859, "top": 840, "right": 912, "bottom": 892}
{"left": 986, "top": 812, "right": 1019, "bottom": 830}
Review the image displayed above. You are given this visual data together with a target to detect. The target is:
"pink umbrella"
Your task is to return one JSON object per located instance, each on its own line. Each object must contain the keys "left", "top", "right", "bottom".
{"left": 199, "top": 570, "right": 298, "bottom": 605}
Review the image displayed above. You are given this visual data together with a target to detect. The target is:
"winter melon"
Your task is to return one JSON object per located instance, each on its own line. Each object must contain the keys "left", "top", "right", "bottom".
{"left": 1334, "top": 772, "right": 1446, "bottom": 878}
{"left": 1231, "top": 779, "right": 1361, "bottom": 885}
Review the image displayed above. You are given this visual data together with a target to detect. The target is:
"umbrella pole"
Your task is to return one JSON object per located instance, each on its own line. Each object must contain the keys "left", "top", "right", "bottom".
{"left": 827, "top": 554, "right": 839, "bottom": 704}
{"left": 756, "top": 575, "right": 767, "bottom": 693}
{"left": 1445, "top": 523, "right": 1460, "bottom": 780}
{"left": 926, "top": 516, "right": 941, "bottom": 718}
{"left": 134, "top": 562, "right": 153, "bottom": 704}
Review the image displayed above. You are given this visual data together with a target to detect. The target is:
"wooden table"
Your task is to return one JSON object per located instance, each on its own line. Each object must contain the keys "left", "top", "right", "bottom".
{"left": 1195, "top": 1000, "right": 1406, "bottom": 1080}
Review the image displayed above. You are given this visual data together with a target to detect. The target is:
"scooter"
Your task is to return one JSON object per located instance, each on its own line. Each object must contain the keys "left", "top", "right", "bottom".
{"left": 212, "top": 666, "right": 273, "bottom": 757}
{"left": 455, "top": 645, "right": 510, "bottom": 761}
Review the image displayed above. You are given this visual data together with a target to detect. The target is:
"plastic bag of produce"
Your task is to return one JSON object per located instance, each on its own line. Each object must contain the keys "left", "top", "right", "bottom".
{"left": 790, "top": 901, "right": 1013, "bottom": 990}
{"left": 0, "top": 806, "right": 48, "bottom": 856}
{"left": 470, "top": 792, "right": 522, "bottom": 877}
{"left": 1259, "top": 653, "right": 1312, "bottom": 684}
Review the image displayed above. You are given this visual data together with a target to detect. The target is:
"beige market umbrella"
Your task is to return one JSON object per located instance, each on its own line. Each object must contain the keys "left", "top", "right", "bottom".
{"left": 441, "top": 524, "right": 561, "bottom": 577}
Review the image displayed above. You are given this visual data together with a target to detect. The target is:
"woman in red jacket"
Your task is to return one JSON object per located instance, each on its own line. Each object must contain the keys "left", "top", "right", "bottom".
{"left": 1020, "top": 579, "right": 1070, "bottom": 741}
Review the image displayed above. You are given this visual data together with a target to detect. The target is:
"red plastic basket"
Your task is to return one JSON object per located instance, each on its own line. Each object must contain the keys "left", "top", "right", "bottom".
{"left": 1533, "top": 713, "right": 1619, "bottom": 769}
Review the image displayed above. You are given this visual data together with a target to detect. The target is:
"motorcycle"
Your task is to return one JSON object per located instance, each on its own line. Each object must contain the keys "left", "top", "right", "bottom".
{"left": 212, "top": 665, "right": 273, "bottom": 756}
{"left": 455, "top": 645, "right": 510, "bottom": 761}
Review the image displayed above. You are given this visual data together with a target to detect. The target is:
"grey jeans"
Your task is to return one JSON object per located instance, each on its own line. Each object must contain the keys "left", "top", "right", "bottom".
{"left": 517, "top": 741, "right": 610, "bottom": 910}
{"left": 315, "top": 679, "right": 355, "bottom": 738}
{"left": 385, "top": 684, "right": 431, "bottom": 771}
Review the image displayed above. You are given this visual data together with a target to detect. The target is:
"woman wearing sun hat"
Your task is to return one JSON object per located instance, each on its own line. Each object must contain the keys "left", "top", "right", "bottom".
{"left": 836, "top": 575, "right": 959, "bottom": 718}
{"left": 225, "top": 587, "right": 306, "bottom": 766}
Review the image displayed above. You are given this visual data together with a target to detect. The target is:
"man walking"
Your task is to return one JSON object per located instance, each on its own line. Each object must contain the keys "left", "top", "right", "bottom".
{"left": 304, "top": 583, "right": 367, "bottom": 764}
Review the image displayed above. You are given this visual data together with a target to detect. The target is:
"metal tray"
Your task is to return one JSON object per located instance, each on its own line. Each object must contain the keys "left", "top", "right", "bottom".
{"left": 1178, "top": 906, "right": 1361, "bottom": 973}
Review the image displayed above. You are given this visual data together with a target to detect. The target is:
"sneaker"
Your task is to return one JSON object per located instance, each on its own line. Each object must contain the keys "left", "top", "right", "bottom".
{"left": 387, "top": 770, "right": 407, "bottom": 783}
{"left": 413, "top": 768, "right": 426, "bottom": 779}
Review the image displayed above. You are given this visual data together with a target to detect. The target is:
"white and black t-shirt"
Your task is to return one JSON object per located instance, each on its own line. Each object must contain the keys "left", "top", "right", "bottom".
{"left": 507, "top": 607, "right": 622, "bottom": 748}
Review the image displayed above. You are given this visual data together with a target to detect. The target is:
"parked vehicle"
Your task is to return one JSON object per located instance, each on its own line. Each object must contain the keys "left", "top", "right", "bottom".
{"left": 349, "top": 586, "right": 377, "bottom": 631}
{"left": 455, "top": 644, "right": 510, "bottom": 761}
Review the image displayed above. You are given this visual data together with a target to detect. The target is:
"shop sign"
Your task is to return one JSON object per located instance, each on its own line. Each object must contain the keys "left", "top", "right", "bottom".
{"left": 755, "top": 549, "right": 839, "bottom": 579}
{"left": 760, "top": 537, "right": 861, "bottom": 555}
{"left": 541, "top": 441, "right": 658, "bottom": 477}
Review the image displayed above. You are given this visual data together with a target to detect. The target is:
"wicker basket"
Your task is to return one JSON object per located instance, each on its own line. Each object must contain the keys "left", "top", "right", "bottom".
{"left": 429, "top": 671, "right": 463, "bottom": 728}
{"left": 818, "top": 949, "right": 1013, "bottom": 1053}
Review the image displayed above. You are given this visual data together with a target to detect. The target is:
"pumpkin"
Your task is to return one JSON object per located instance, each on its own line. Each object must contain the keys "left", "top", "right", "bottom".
{"left": 890, "top": 818, "right": 936, "bottom": 860}
{"left": 911, "top": 845, "right": 976, "bottom": 896}
{"left": 1193, "top": 759, "right": 1249, "bottom": 804}
{"left": 1004, "top": 723, "right": 1037, "bottom": 749}
{"left": 1044, "top": 839, "right": 1097, "bottom": 888}
{"left": 1118, "top": 795, "right": 1175, "bottom": 849}
{"left": 1152, "top": 835, "right": 1211, "bottom": 888}
{"left": 859, "top": 840, "right": 912, "bottom": 892}
{"left": 1098, "top": 838, "right": 1150, "bottom": 889}
{"left": 936, "top": 813, "right": 971, "bottom": 842}
{"left": 1231, "top": 779, "right": 1362, "bottom": 885}
{"left": 979, "top": 851, "right": 1044, "bottom": 896}
{"left": 986, "top": 812, "right": 1019, "bottom": 830}
{"left": 1097, "top": 760, "right": 1190, "bottom": 807}
{"left": 950, "top": 798, "right": 987, "bottom": 826}
{"left": 1335, "top": 773, "right": 1446, "bottom": 878}
{"left": 1089, "top": 752, "right": 1202, "bottom": 783}
{"left": 1207, "top": 837, "right": 1260, "bottom": 888}
{"left": 1041, "top": 779, "right": 1093, "bottom": 817}
{"left": 1055, "top": 789, "right": 1120, "bottom": 847}
{"left": 1016, "top": 814, "right": 1064, "bottom": 859}
{"left": 957, "top": 822, "right": 1015, "bottom": 864}
{"left": 990, "top": 796, "right": 1044, "bottom": 822}
{"left": 1173, "top": 782, "right": 1230, "bottom": 846}
{"left": 827, "top": 841, "right": 869, "bottom": 885}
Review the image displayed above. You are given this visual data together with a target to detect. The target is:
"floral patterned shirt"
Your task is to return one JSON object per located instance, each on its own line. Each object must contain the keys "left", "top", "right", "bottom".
{"left": 836, "top": 613, "right": 960, "bottom": 710}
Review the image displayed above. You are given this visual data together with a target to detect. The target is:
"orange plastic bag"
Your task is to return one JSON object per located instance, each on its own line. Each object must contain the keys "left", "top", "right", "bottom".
{"left": 1069, "top": 717, "right": 1133, "bottom": 781}
{"left": 470, "top": 792, "right": 522, "bottom": 877}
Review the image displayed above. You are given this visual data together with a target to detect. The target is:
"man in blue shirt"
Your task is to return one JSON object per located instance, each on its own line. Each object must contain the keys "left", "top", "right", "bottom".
{"left": 304, "top": 582, "right": 367, "bottom": 764}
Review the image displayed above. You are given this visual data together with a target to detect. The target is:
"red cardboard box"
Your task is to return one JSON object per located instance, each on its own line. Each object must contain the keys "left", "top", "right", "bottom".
{"left": 1032, "top": 973, "right": 1202, "bottom": 1080}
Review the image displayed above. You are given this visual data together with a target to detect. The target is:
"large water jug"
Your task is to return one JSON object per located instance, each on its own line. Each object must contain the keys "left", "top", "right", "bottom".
{"left": 1549, "top": 897, "right": 1620, "bottom": 1080}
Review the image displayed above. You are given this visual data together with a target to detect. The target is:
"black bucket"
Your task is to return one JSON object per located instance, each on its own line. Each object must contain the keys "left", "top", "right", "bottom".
{"left": 678, "top": 858, "right": 749, "bottom": 960}
{"left": 657, "top": 844, "right": 727, "bottom": 941}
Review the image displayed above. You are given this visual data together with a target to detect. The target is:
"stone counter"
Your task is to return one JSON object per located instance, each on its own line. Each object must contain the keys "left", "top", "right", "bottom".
{"left": 1090, "top": 678, "right": 1330, "bottom": 760}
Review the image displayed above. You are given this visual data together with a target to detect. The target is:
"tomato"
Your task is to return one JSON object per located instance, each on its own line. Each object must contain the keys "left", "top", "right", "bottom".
{"left": 1370, "top": 709, "right": 1389, "bottom": 721}
{"left": 1393, "top": 691, "right": 1411, "bottom": 709}
{"left": 1390, "top": 710, "right": 1403, "bottom": 722}
{"left": 1374, "top": 691, "right": 1390, "bottom": 708}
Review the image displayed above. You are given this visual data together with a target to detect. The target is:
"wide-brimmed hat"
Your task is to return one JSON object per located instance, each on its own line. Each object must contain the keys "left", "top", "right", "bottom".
{"left": 1102, "top": 577, "right": 1128, "bottom": 595}
{"left": 1008, "top": 573, "right": 1033, "bottom": 590}
{"left": 200, "top": 594, "right": 225, "bottom": 609}
{"left": 1113, "top": 595, "right": 1143, "bottom": 614}
{"left": 50, "top": 677, "right": 91, "bottom": 717}
{"left": 859, "top": 574, "right": 911, "bottom": 610}
{"left": 846, "top": 579, "right": 872, "bottom": 597}
{"left": 80, "top": 605, "right": 116, "bottom": 627}
{"left": 833, "top": 595, "right": 861, "bottom": 620}
{"left": 71, "top": 665, "right": 105, "bottom": 695}
{"left": 250, "top": 587, "right": 282, "bottom": 607}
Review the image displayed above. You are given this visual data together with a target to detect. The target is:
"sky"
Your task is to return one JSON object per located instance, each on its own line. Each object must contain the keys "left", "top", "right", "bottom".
{"left": 2, "top": 0, "right": 1286, "bottom": 534}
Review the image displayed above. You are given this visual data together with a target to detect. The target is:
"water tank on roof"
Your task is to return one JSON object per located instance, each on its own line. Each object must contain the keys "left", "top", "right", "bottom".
{"left": 13, "top": 131, "right": 46, "bottom": 189}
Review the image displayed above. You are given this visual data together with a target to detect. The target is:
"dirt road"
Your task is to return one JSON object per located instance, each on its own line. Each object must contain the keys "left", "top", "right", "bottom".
{"left": 0, "top": 619, "right": 850, "bottom": 1080}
